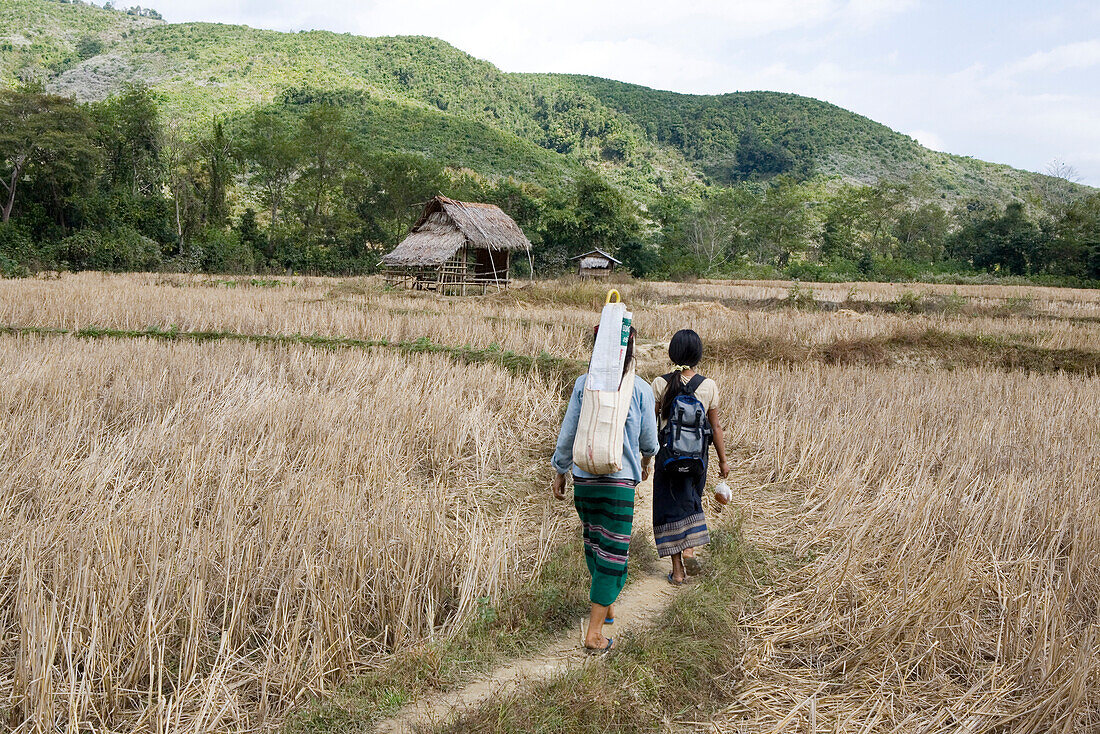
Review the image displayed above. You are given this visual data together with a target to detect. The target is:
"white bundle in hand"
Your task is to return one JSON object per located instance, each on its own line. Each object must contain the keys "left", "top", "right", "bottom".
{"left": 586, "top": 294, "right": 632, "bottom": 392}
{"left": 714, "top": 481, "right": 732, "bottom": 505}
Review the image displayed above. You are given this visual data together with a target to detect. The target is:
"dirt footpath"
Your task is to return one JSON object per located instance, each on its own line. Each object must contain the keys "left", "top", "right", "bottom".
{"left": 374, "top": 475, "right": 683, "bottom": 733}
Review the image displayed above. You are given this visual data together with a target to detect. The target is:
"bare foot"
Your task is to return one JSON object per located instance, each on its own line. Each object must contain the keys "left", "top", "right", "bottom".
{"left": 584, "top": 634, "right": 611, "bottom": 650}
{"left": 670, "top": 553, "right": 687, "bottom": 584}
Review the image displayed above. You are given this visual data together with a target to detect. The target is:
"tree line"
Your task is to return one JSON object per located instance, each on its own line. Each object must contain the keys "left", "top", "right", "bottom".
{"left": 654, "top": 176, "right": 1100, "bottom": 284}
{"left": 1, "top": 83, "right": 1097, "bottom": 284}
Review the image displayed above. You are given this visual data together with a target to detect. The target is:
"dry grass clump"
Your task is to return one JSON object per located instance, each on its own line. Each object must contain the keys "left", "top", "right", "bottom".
{"left": 709, "top": 362, "right": 1100, "bottom": 732}
{"left": 0, "top": 336, "right": 561, "bottom": 732}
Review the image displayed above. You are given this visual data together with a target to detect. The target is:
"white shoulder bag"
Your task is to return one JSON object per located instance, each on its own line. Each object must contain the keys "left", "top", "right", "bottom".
{"left": 573, "top": 290, "right": 634, "bottom": 475}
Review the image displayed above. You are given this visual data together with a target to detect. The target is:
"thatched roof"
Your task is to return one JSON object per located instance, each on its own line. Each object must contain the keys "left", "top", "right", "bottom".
{"left": 381, "top": 196, "right": 532, "bottom": 267}
{"left": 571, "top": 249, "right": 622, "bottom": 267}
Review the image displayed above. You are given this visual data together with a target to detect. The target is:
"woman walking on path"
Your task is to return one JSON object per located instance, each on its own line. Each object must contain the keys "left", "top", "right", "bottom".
{"left": 551, "top": 328, "right": 659, "bottom": 653}
{"left": 652, "top": 329, "right": 729, "bottom": 585}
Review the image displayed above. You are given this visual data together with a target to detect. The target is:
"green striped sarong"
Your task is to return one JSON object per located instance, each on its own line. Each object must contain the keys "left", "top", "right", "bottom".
{"left": 573, "top": 476, "right": 637, "bottom": 606}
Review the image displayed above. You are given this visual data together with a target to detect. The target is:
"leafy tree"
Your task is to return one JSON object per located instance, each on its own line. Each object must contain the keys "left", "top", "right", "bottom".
{"left": 859, "top": 181, "right": 908, "bottom": 257}
{"left": 290, "top": 103, "right": 352, "bottom": 246}
{"left": 238, "top": 108, "right": 300, "bottom": 249}
{"left": 95, "top": 83, "right": 163, "bottom": 197}
{"left": 482, "top": 177, "right": 546, "bottom": 244}
{"left": 0, "top": 222, "right": 35, "bottom": 272}
{"left": 894, "top": 203, "right": 949, "bottom": 263}
{"left": 958, "top": 203, "right": 1044, "bottom": 275}
{"left": 615, "top": 239, "right": 661, "bottom": 277}
{"left": 991, "top": 203, "right": 1042, "bottom": 275}
{"left": 200, "top": 118, "right": 234, "bottom": 229}
{"left": 0, "top": 85, "right": 99, "bottom": 224}
{"left": 685, "top": 186, "right": 753, "bottom": 273}
{"left": 747, "top": 176, "right": 815, "bottom": 265}
{"left": 947, "top": 198, "right": 993, "bottom": 263}
{"left": 571, "top": 169, "right": 640, "bottom": 257}
{"left": 235, "top": 207, "right": 267, "bottom": 261}
{"left": 357, "top": 151, "right": 445, "bottom": 246}
{"left": 1043, "top": 193, "right": 1100, "bottom": 278}
{"left": 163, "top": 124, "right": 204, "bottom": 255}
{"left": 820, "top": 191, "right": 863, "bottom": 261}
{"left": 647, "top": 191, "right": 694, "bottom": 254}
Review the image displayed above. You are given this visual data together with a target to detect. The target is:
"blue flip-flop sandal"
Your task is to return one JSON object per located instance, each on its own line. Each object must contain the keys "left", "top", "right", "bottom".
{"left": 585, "top": 637, "right": 614, "bottom": 655}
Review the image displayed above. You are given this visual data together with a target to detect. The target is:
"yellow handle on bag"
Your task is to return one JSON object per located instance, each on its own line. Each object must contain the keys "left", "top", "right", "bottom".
{"left": 605, "top": 289, "right": 621, "bottom": 304}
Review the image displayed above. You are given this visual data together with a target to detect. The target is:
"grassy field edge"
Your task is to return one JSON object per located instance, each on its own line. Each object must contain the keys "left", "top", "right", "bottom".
{"left": 283, "top": 534, "right": 660, "bottom": 733}
{"left": 429, "top": 522, "right": 753, "bottom": 734}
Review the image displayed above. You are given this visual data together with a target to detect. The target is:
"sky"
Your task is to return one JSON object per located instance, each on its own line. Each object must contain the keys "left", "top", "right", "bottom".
{"left": 142, "top": 0, "right": 1100, "bottom": 186}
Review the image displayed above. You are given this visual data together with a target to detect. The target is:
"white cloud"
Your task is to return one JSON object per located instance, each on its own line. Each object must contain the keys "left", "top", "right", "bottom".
{"left": 908, "top": 129, "right": 945, "bottom": 151}
{"left": 841, "top": 0, "right": 920, "bottom": 30}
{"left": 1005, "top": 40, "right": 1100, "bottom": 76}
{"left": 340, "top": 0, "right": 912, "bottom": 94}
{"left": 354, "top": 0, "right": 846, "bottom": 44}
{"left": 731, "top": 60, "right": 851, "bottom": 98}
{"left": 531, "top": 39, "right": 729, "bottom": 92}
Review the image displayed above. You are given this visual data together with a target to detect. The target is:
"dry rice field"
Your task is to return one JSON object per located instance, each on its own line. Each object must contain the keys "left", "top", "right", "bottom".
{"left": 0, "top": 272, "right": 1097, "bottom": 732}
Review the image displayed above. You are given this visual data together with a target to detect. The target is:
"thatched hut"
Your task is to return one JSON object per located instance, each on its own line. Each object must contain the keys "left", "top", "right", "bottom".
{"left": 381, "top": 196, "right": 532, "bottom": 294}
{"left": 571, "top": 249, "right": 621, "bottom": 278}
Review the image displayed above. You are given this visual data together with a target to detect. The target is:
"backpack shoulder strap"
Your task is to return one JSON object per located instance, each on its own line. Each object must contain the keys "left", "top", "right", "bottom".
{"left": 683, "top": 374, "right": 706, "bottom": 395}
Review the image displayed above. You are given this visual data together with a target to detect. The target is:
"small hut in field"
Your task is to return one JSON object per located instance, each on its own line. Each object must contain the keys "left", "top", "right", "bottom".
{"left": 571, "top": 249, "right": 621, "bottom": 278}
{"left": 381, "top": 196, "right": 532, "bottom": 294}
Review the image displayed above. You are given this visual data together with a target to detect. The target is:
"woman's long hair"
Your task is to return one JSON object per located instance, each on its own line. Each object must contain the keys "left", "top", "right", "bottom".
{"left": 591, "top": 325, "right": 637, "bottom": 388}
{"left": 660, "top": 329, "right": 703, "bottom": 421}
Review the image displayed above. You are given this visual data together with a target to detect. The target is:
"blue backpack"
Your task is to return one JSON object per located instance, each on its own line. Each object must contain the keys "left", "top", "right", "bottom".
{"left": 658, "top": 373, "right": 711, "bottom": 475}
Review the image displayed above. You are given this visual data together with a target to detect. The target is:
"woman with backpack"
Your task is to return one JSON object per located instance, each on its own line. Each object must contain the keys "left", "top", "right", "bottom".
{"left": 652, "top": 329, "right": 729, "bottom": 585}
{"left": 551, "top": 326, "right": 659, "bottom": 653}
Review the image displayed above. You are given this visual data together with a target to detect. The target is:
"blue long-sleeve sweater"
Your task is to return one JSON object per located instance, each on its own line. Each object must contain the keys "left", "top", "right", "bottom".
{"left": 551, "top": 373, "right": 659, "bottom": 483}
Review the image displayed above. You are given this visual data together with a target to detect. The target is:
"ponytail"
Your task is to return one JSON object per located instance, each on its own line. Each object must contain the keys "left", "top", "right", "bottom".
{"left": 660, "top": 329, "right": 703, "bottom": 420}
{"left": 660, "top": 367, "right": 687, "bottom": 422}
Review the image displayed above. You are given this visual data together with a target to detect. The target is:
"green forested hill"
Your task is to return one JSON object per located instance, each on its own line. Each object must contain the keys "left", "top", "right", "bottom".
{"left": 3, "top": 0, "right": 1097, "bottom": 284}
{"left": 560, "top": 77, "right": 1045, "bottom": 200}
{"left": 0, "top": 0, "right": 1064, "bottom": 204}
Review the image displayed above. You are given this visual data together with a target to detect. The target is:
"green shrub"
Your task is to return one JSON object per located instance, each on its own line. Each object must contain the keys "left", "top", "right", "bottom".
{"left": 61, "top": 227, "right": 163, "bottom": 272}
{"left": 198, "top": 231, "right": 256, "bottom": 274}
{"left": 76, "top": 35, "right": 105, "bottom": 60}
{"left": 784, "top": 257, "right": 860, "bottom": 283}
{"left": 0, "top": 223, "right": 35, "bottom": 264}
{"left": 0, "top": 254, "right": 30, "bottom": 278}
{"left": 786, "top": 281, "right": 819, "bottom": 310}
{"left": 870, "top": 257, "right": 922, "bottom": 282}
{"left": 892, "top": 289, "right": 923, "bottom": 313}
{"left": 52, "top": 230, "right": 102, "bottom": 269}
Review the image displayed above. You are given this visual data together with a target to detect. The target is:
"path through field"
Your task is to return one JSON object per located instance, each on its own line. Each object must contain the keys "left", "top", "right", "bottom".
{"left": 374, "top": 476, "right": 683, "bottom": 733}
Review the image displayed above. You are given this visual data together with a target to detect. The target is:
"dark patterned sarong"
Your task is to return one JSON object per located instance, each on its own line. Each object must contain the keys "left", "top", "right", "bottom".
{"left": 573, "top": 476, "right": 636, "bottom": 606}
{"left": 653, "top": 463, "right": 709, "bottom": 557}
